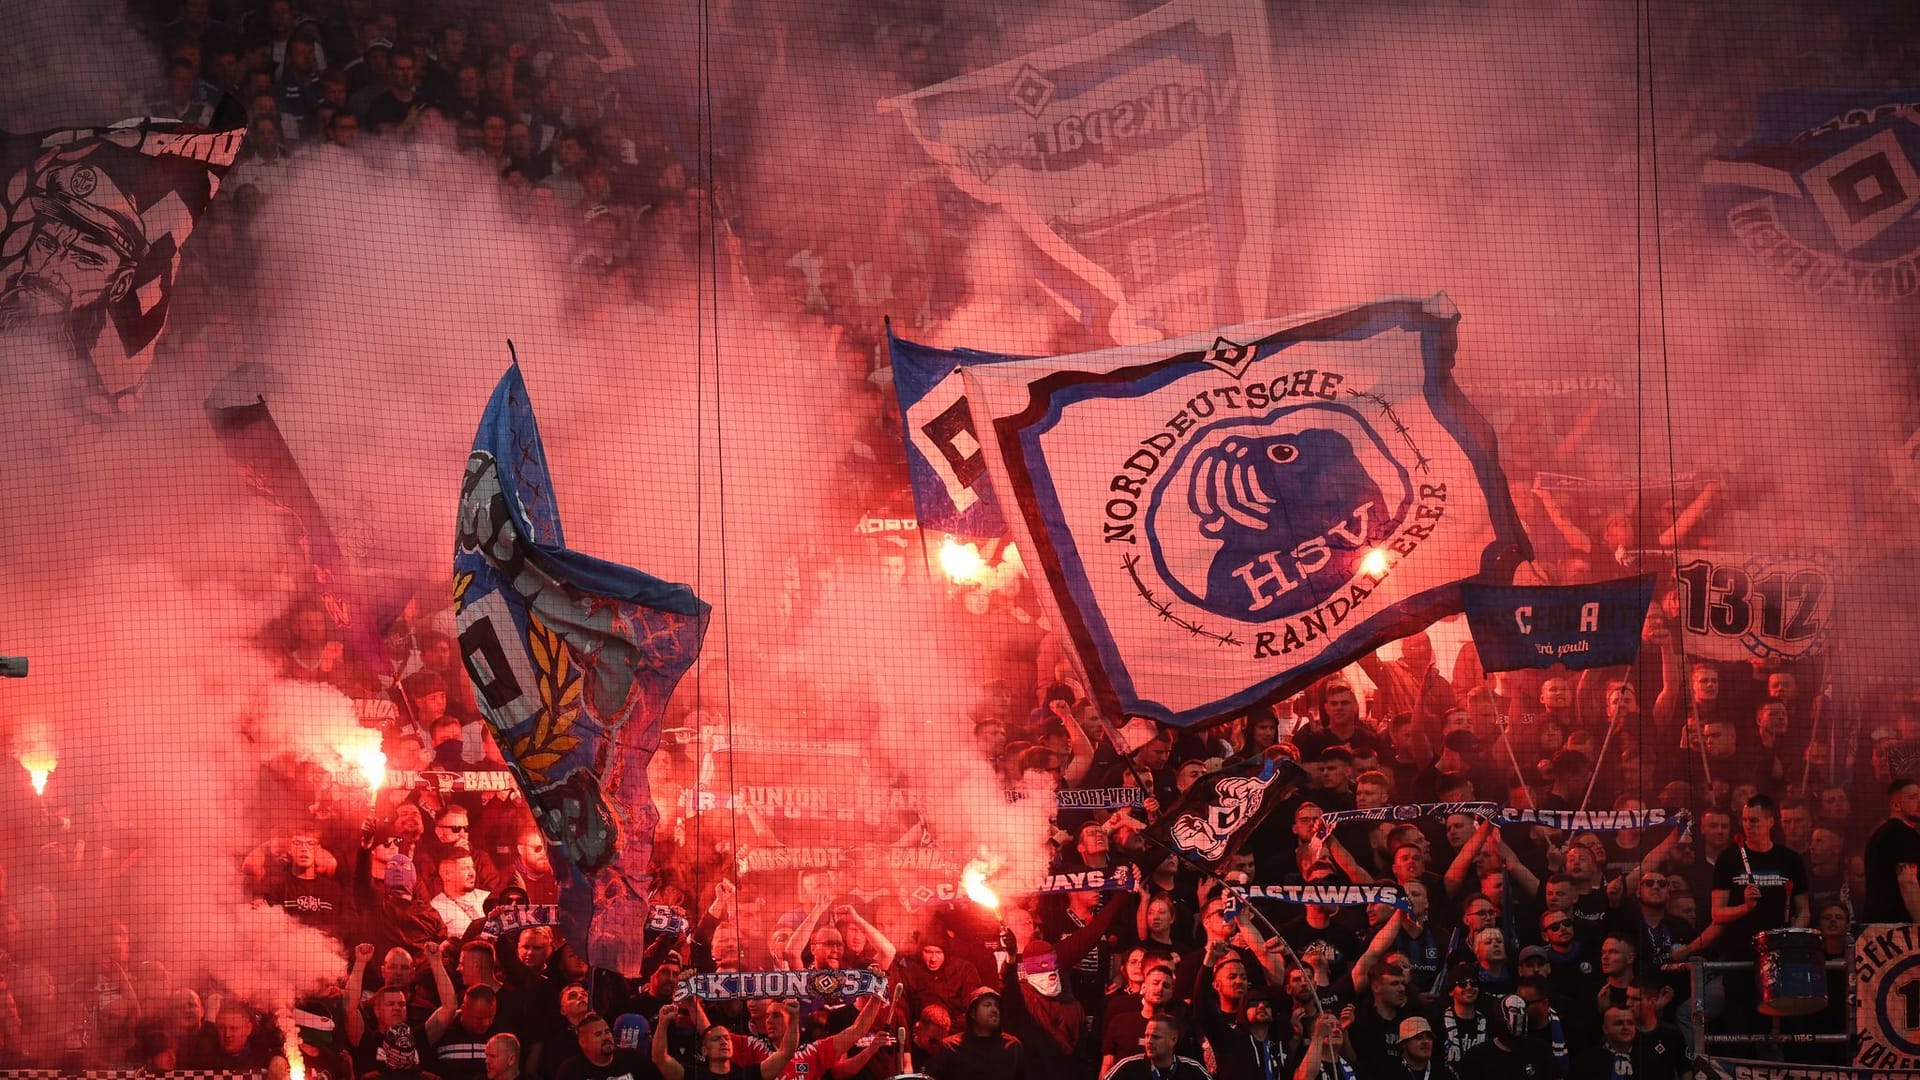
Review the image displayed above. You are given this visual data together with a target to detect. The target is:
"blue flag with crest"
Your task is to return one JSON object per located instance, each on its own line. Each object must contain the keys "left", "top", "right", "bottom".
{"left": 453, "top": 361, "right": 709, "bottom": 976}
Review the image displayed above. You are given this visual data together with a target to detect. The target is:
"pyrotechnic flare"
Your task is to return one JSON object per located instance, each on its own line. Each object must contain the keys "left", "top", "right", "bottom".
{"left": 18, "top": 749, "right": 54, "bottom": 796}
{"left": 277, "top": 1010, "right": 306, "bottom": 1080}
{"left": 1360, "top": 548, "right": 1390, "bottom": 577}
{"left": 939, "top": 536, "right": 987, "bottom": 583}
{"left": 344, "top": 742, "right": 386, "bottom": 808}
{"left": 961, "top": 857, "right": 1000, "bottom": 912}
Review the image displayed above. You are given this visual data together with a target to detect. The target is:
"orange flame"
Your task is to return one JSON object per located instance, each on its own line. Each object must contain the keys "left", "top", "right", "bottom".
{"left": 961, "top": 859, "right": 1000, "bottom": 911}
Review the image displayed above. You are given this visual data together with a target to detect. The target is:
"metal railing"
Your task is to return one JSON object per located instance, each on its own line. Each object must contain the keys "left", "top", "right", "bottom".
{"left": 1663, "top": 957, "right": 1851, "bottom": 1052}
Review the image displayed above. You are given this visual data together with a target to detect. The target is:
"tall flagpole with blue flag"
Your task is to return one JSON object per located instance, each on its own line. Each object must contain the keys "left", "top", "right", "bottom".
{"left": 452, "top": 351, "right": 710, "bottom": 977}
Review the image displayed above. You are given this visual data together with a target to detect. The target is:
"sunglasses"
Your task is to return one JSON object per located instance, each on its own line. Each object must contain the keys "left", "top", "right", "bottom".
{"left": 441, "top": 824, "right": 470, "bottom": 832}
{"left": 1544, "top": 921, "right": 1573, "bottom": 931}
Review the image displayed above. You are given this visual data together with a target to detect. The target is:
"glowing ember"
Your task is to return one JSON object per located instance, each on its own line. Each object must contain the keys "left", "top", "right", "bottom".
{"left": 1359, "top": 549, "right": 1390, "bottom": 577}
{"left": 939, "top": 537, "right": 987, "bottom": 583}
{"left": 961, "top": 859, "right": 1000, "bottom": 911}
{"left": 18, "top": 750, "right": 54, "bottom": 796}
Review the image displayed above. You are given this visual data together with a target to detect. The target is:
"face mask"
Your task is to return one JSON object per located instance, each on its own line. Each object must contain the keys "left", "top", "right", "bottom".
{"left": 1022, "top": 971, "right": 1062, "bottom": 998}
{"left": 1500, "top": 994, "right": 1529, "bottom": 1037}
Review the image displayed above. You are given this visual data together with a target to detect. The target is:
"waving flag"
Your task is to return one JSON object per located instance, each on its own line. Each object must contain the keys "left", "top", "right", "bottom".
{"left": 881, "top": 0, "right": 1279, "bottom": 343}
{"left": 1704, "top": 89, "right": 1920, "bottom": 303}
{"left": 0, "top": 120, "right": 242, "bottom": 412}
{"left": 1145, "top": 754, "right": 1303, "bottom": 873}
{"left": 453, "top": 361, "right": 709, "bottom": 976}
{"left": 957, "top": 294, "right": 1529, "bottom": 727}
{"left": 208, "top": 392, "right": 413, "bottom": 676}
{"left": 888, "top": 327, "right": 1032, "bottom": 536}
{"left": 1462, "top": 574, "right": 1654, "bottom": 672}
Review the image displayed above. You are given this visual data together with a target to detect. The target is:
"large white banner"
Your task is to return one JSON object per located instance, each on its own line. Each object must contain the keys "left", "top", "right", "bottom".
{"left": 881, "top": 0, "right": 1279, "bottom": 344}
{"left": 959, "top": 294, "right": 1530, "bottom": 727}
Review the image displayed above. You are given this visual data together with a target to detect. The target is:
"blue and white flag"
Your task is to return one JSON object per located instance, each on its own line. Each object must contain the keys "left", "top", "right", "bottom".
{"left": 959, "top": 295, "right": 1531, "bottom": 727}
{"left": 1462, "top": 574, "right": 1654, "bottom": 672}
{"left": 888, "top": 329, "right": 1029, "bottom": 536}
{"left": 453, "top": 361, "right": 710, "bottom": 977}
{"left": 880, "top": 0, "right": 1280, "bottom": 344}
{"left": 1704, "top": 89, "right": 1920, "bottom": 302}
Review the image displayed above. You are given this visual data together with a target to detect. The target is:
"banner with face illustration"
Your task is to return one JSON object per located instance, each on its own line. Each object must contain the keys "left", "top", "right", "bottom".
{"left": 453, "top": 362, "right": 710, "bottom": 977}
{"left": 0, "top": 120, "right": 242, "bottom": 412}
{"left": 957, "top": 294, "right": 1530, "bottom": 727}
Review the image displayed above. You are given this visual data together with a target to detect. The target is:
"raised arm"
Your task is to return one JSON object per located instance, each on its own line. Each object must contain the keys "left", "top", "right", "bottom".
{"left": 786, "top": 897, "right": 831, "bottom": 971}
{"left": 1061, "top": 713, "right": 1098, "bottom": 786}
{"left": 828, "top": 989, "right": 888, "bottom": 1058}
{"left": 1351, "top": 910, "right": 1404, "bottom": 994}
{"left": 1445, "top": 821, "right": 1497, "bottom": 898}
{"left": 652, "top": 1003, "right": 684, "bottom": 1080}
{"left": 422, "top": 940, "right": 457, "bottom": 1041}
{"left": 343, "top": 942, "right": 374, "bottom": 1047}
{"left": 758, "top": 1002, "right": 802, "bottom": 1079}
{"left": 846, "top": 907, "right": 896, "bottom": 970}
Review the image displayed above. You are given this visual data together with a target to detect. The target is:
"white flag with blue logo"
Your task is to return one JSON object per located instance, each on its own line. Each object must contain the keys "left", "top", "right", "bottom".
{"left": 957, "top": 295, "right": 1530, "bottom": 728}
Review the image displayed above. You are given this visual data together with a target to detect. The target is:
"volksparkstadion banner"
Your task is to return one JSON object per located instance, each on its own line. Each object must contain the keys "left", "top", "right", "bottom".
{"left": 956, "top": 294, "right": 1531, "bottom": 727}
{"left": 880, "top": 0, "right": 1279, "bottom": 345}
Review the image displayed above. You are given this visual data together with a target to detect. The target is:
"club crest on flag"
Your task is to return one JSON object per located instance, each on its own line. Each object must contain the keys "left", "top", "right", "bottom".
{"left": 1148, "top": 405, "right": 1411, "bottom": 622}
{"left": 955, "top": 295, "right": 1529, "bottom": 728}
{"left": 1704, "top": 89, "right": 1920, "bottom": 301}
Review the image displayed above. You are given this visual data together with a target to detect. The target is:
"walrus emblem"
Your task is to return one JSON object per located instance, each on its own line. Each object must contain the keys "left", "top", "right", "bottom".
{"left": 1148, "top": 405, "right": 1413, "bottom": 622}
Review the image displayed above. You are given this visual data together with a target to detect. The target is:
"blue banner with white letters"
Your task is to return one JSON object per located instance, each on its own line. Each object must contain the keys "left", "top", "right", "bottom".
{"left": 453, "top": 360, "right": 709, "bottom": 978}
{"left": 1461, "top": 574, "right": 1654, "bottom": 672}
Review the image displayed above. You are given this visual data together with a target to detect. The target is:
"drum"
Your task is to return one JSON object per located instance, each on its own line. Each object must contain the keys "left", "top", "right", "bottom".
{"left": 1754, "top": 927, "right": 1827, "bottom": 1016}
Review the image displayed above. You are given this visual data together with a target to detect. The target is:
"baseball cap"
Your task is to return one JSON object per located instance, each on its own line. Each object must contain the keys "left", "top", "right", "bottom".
{"left": 1518, "top": 945, "right": 1550, "bottom": 963}
{"left": 1399, "top": 1016, "right": 1433, "bottom": 1040}
{"left": 1448, "top": 959, "right": 1479, "bottom": 985}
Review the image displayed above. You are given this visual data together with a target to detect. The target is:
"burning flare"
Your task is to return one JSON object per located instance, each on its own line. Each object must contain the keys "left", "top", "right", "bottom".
{"left": 939, "top": 536, "right": 987, "bottom": 584}
{"left": 335, "top": 733, "right": 386, "bottom": 806}
{"left": 961, "top": 858, "right": 1000, "bottom": 911}
{"left": 1359, "top": 548, "right": 1390, "bottom": 577}
{"left": 279, "top": 1012, "right": 306, "bottom": 1080}
{"left": 18, "top": 750, "right": 55, "bottom": 796}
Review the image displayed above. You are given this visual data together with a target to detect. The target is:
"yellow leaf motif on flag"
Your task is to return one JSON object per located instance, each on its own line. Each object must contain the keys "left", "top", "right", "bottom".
{"left": 452, "top": 570, "right": 474, "bottom": 613}
{"left": 515, "top": 612, "right": 584, "bottom": 784}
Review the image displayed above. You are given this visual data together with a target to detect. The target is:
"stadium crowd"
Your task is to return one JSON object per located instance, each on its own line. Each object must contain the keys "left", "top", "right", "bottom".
{"left": 6, "top": 0, "right": 1920, "bottom": 1077}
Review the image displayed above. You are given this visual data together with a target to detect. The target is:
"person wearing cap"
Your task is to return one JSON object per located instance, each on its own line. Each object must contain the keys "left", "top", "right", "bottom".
{"left": 1102, "top": 1014, "right": 1212, "bottom": 1079}
{"left": 1395, "top": 1016, "right": 1456, "bottom": 1080}
{"left": 1514, "top": 975, "right": 1570, "bottom": 1080}
{"left": 924, "top": 985, "right": 1024, "bottom": 1079}
{"left": 999, "top": 937, "right": 1085, "bottom": 1076}
{"left": 1436, "top": 961, "right": 1489, "bottom": 1064}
